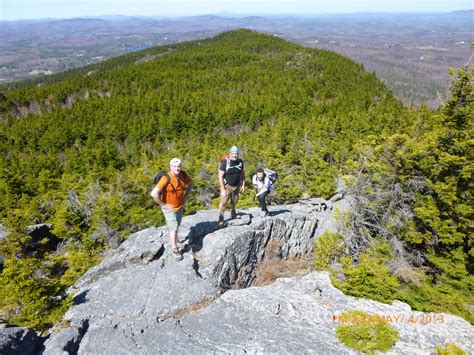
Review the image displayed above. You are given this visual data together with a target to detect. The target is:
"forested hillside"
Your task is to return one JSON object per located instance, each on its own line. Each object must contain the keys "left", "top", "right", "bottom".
{"left": 0, "top": 30, "right": 471, "bottom": 331}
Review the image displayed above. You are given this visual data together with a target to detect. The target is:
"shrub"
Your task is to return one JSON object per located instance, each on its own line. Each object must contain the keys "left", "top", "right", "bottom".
{"left": 339, "top": 253, "right": 400, "bottom": 303}
{"left": 436, "top": 342, "right": 467, "bottom": 355}
{"left": 0, "top": 257, "right": 73, "bottom": 332}
{"left": 328, "top": 239, "right": 400, "bottom": 304}
{"left": 335, "top": 310, "right": 399, "bottom": 353}
{"left": 313, "top": 231, "right": 345, "bottom": 270}
{"left": 397, "top": 278, "right": 474, "bottom": 324}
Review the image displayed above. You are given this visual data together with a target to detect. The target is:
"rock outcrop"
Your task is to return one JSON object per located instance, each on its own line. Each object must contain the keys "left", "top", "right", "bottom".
{"left": 0, "top": 324, "right": 39, "bottom": 355}
{"left": 2, "top": 192, "right": 470, "bottom": 354}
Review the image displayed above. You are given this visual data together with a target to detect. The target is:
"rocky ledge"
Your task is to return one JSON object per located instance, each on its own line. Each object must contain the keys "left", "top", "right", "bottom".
{"left": 2, "top": 193, "right": 473, "bottom": 354}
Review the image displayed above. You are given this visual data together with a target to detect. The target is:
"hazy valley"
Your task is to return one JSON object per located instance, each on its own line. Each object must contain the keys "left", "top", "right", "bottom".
{"left": 0, "top": 11, "right": 472, "bottom": 107}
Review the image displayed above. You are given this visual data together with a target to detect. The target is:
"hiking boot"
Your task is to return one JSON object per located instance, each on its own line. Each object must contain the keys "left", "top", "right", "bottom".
{"left": 172, "top": 247, "right": 183, "bottom": 261}
{"left": 218, "top": 214, "right": 225, "bottom": 226}
{"left": 231, "top": 209, "right": 238, "bottom": 219}
{"left": 262, "top": 211, "right": 269, "bottom": 217}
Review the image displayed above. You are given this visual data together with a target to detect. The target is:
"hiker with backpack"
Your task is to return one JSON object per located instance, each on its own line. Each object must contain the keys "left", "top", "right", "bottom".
{"left": 218, "top": 145, "right": 245, "bottom": 225}
{"left": 150, "top": 158, "right": 193, "bottom": 261}
{"left": 252, "top": 168, "right": 273, "bottom": 217}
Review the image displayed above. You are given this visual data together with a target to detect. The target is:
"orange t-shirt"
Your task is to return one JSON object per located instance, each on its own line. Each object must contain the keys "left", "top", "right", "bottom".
{"left": 156, "top": 171, "right": 192, "bottom": 211}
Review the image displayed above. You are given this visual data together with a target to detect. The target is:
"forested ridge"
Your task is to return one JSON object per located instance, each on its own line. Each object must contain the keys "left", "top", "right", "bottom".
{"left": 0, "top": 30, "right": 472, "bottom": 331}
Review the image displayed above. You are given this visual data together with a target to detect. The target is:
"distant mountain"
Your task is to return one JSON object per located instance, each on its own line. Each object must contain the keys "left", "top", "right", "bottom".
{"left": 435, "top": 9, "right": 474, "bottom": 21}
{"left": 449, "top": 9, "right": 474, "bottom": 14}
{"left": 0, "top": 13, "right": 470, "bottom": 107}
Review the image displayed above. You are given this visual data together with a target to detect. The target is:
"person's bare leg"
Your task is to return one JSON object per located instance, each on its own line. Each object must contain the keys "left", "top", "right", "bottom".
{"left": 231, "top": 192, "right": 239, "bottom": 218}
{"left": 219, "top": 193, "right": 228, "bottom": 213}
{"left": 170, "top": 230, "right": 178, "bottom": 249}
{"left": 170, "top": 229, "right": 183, "bottom": 260}
{"left": 219, "top": 191, "right": 229, "bottom": 224}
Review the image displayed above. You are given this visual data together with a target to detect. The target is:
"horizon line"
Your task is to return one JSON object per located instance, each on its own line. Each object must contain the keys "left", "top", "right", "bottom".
{"left": 1, "top": 9, "right": 472, "bottom": 22}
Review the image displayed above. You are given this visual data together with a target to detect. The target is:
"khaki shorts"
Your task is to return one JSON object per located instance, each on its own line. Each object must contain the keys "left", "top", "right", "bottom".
{"left": 161, "top": 207, "right": 183, "bottom": 232}
{"left": 221, "top": 184, "right": 240, "bottom": 206}
{"left": 225, "top": 184, "right": 240, "bottom": 195}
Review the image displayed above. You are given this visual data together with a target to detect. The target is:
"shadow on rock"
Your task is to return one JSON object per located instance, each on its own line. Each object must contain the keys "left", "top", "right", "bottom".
{"left": 72, "top": 290, "right": 89, "bottom": 306}
{"left": 181, "top": 221, "right": 220, "bottom": 253}
{"left": 266, "top": 209, "right": 291, "bottom": 217}
{"left": 178, "top": 221, "right": 222, "bottom": 278}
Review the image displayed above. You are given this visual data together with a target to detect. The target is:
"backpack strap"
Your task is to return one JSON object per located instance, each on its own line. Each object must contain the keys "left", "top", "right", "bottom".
{"left": 167, "top": 171, "right": 189, "bottom": 193}
{"left": 156, "top": 172, "right": 175, "bottom": 192}
{"left": 266, "top": 176, "right": 274, "bottom": 192}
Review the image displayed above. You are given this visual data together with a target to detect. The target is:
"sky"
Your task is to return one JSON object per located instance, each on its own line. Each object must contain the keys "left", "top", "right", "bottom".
{"left": 1, "top": 0, "right": 473, "bottom": 21}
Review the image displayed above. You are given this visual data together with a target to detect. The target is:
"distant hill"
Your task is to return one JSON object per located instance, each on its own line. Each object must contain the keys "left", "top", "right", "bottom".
{"left": 1, "top": 13, "right": 471, "bottom": 106}
{"left": 448, "top": 9, "right": 474, "bottom": 15}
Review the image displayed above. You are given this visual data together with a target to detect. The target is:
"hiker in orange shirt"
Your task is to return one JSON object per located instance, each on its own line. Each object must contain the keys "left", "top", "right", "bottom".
{"left": 151, "top": 158, "right": 193, "bottom": 261}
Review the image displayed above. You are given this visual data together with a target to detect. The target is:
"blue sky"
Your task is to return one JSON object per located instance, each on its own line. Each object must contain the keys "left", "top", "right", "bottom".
{"left": 1, "top": 0, "right": 473, "bottom": 21}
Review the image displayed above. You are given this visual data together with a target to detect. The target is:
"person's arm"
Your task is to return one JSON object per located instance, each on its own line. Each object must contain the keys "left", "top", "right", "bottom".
{"left": 151, "top": 178, "right": 173, "bottom": 210}
{"left": 218, "top": 169, "right": 226, "bottom": 197}
{"left": 255, "top": 186, "right": 268, "bottom": 197}
{"left": 151, "top": 186, "right": 166, "bottom": 207}
{"left": 255, "top": 176, "right": 269, "bottom": 197}
{"left": 240, "top": 166, "right": 245, "bottom": 193}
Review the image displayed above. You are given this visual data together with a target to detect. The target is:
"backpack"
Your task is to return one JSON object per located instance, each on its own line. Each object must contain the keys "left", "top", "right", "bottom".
{"left": 219, "top": 154, "right": 231, "bottom": 172}
{"left": 153, "top": 171, "right": 188, "bottom": 192}
{"left": 263, "top": 168, "right": 278, "bottom": 186}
